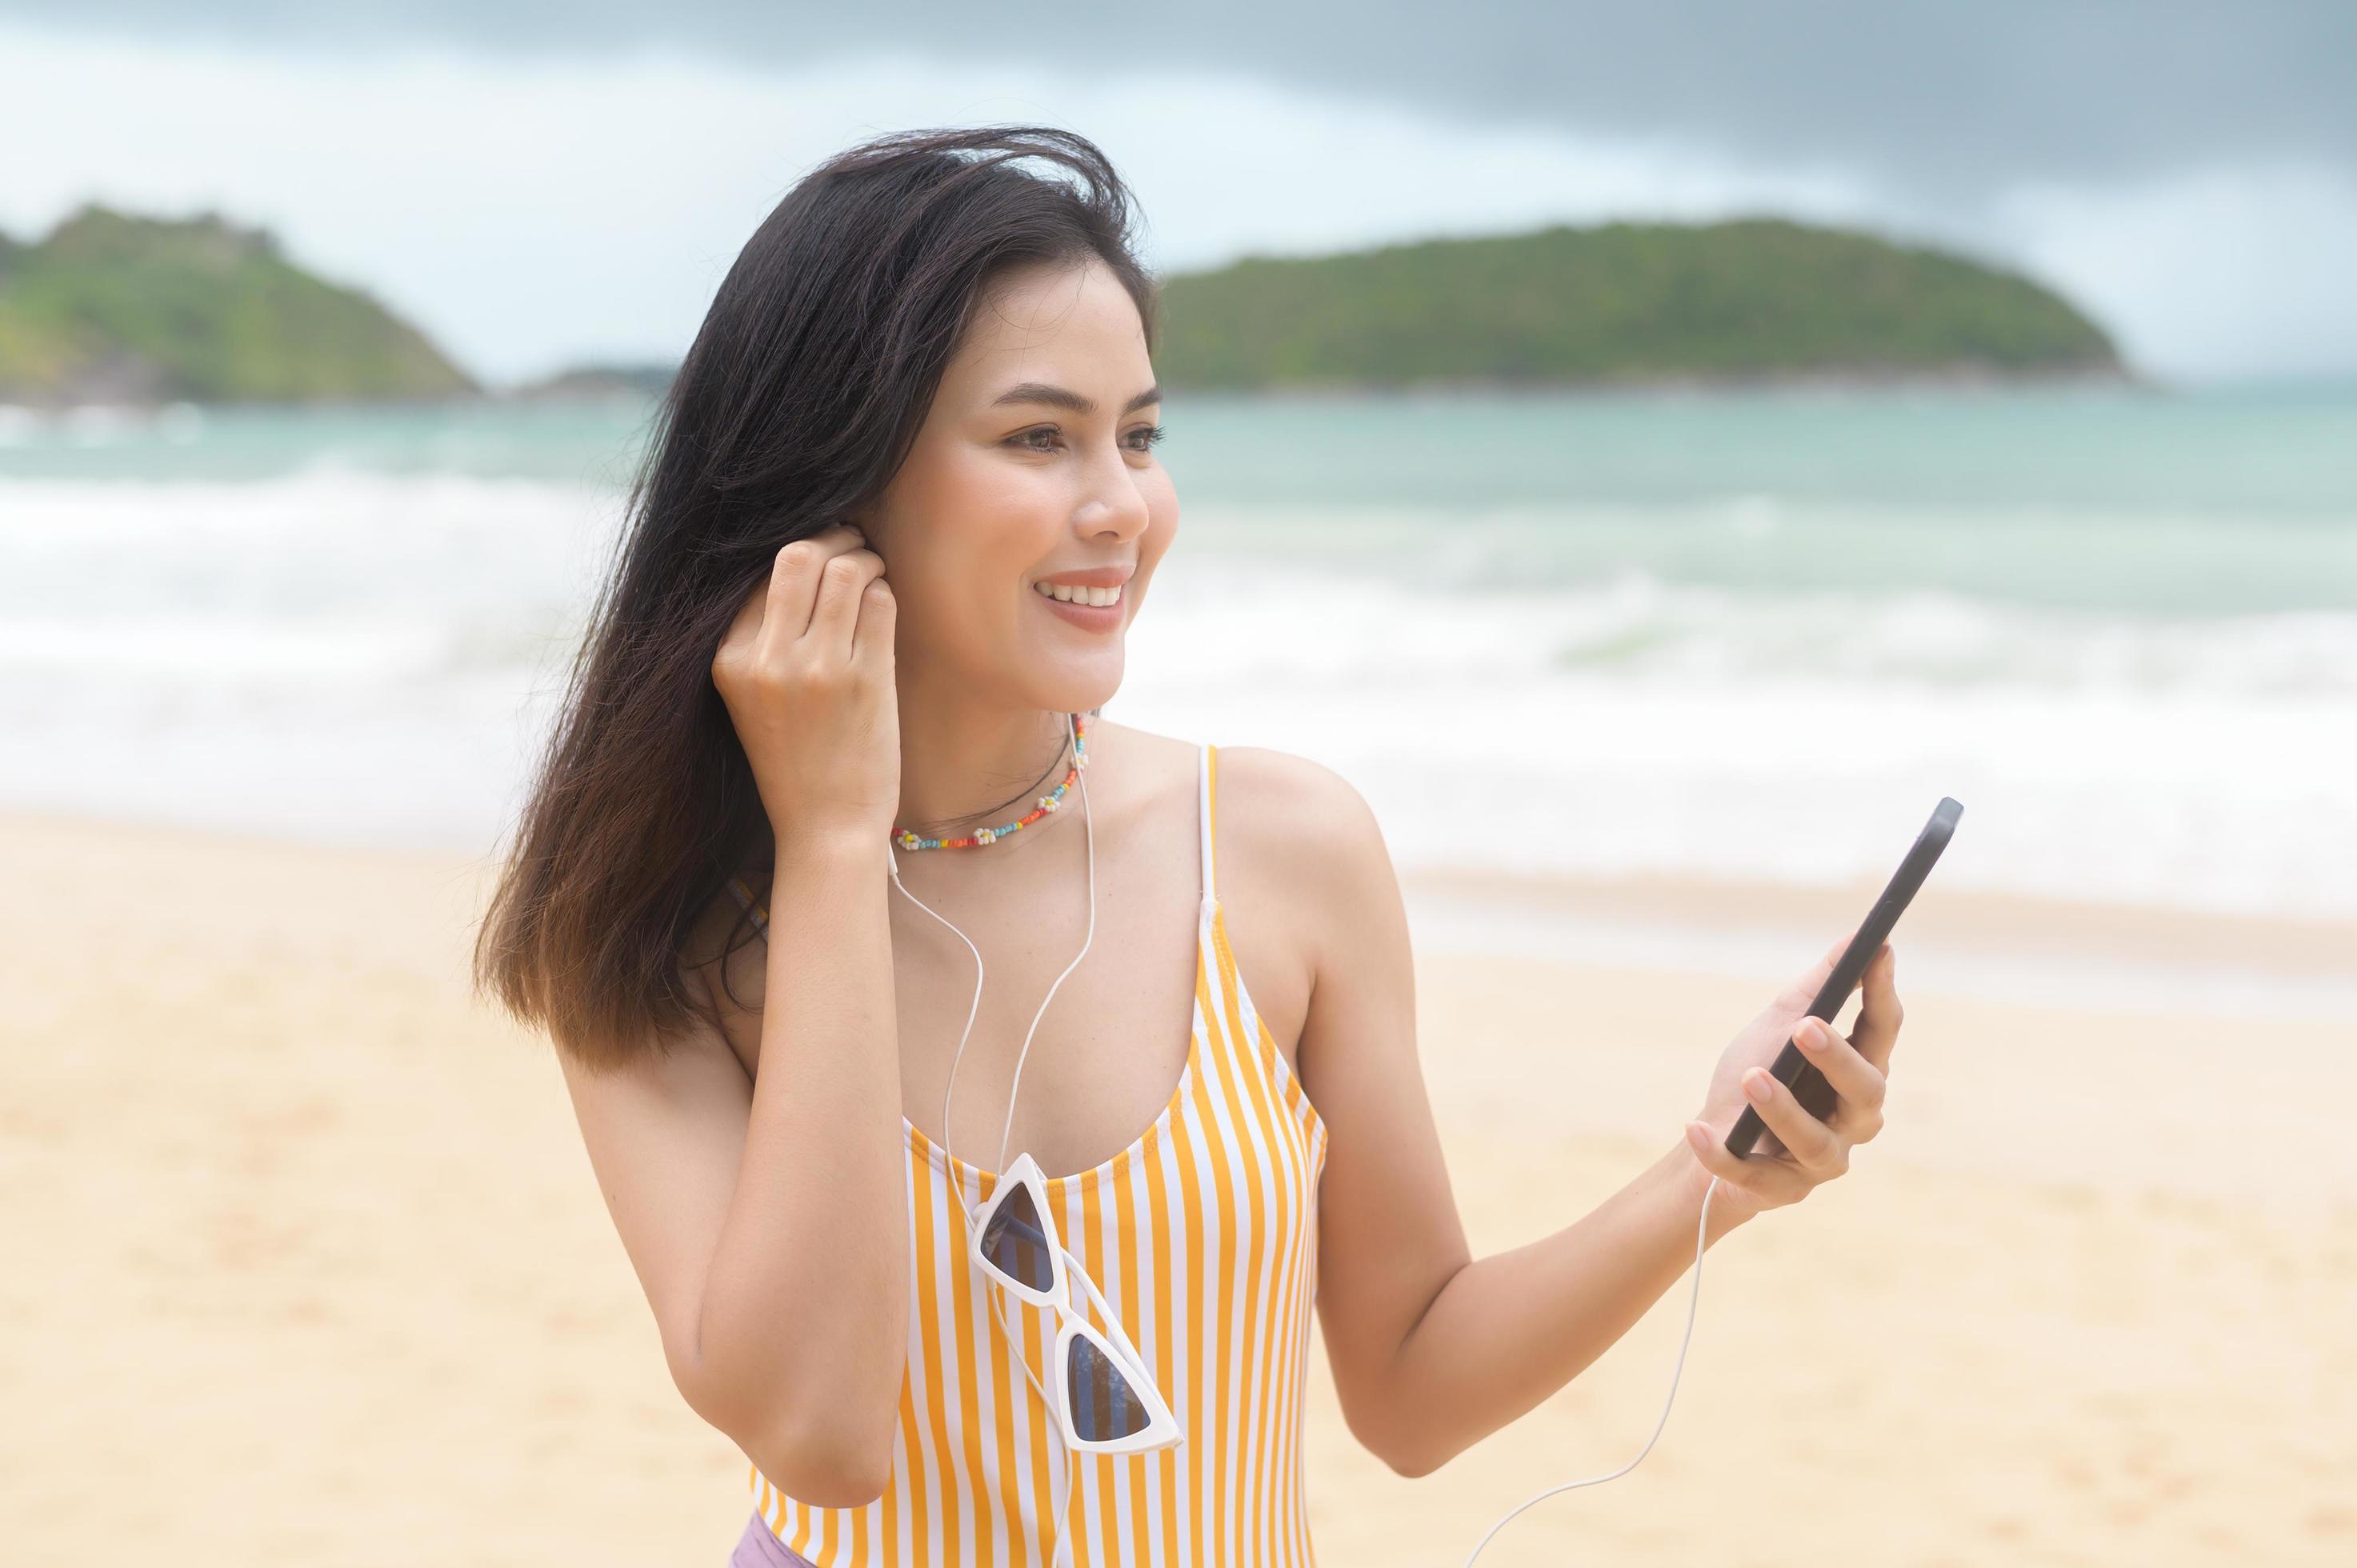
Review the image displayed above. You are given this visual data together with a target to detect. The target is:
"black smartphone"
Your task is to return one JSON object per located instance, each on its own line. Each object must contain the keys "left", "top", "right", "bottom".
{"left": 1723, "top": 796, "right": 1963, "bottom": 1160}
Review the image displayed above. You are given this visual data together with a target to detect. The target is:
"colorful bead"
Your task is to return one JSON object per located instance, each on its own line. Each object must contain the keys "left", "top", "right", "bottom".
{"left": 887, "top": 711, "right": 1090, "bottom": 854}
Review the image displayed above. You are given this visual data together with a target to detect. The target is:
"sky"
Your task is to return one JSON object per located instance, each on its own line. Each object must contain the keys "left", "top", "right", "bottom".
{"left": 4, "top": 2, "right": 2354, "bottom": 387}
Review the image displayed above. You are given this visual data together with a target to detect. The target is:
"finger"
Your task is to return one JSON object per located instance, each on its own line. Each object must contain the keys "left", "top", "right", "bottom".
{"left": 755, "top": 538, "right": 826, "bottom": 654}
{"left": 1740, "top": 1064, "right": 1846, "bottom": 1177}
{"left": 1792, "top": 1014, "right": 1888, "bottom": 1136}
{"left": 807, "top": 549, "right": 885, "bottom": 659}
{"left": 758, "top": 527, "right": 870, "bottom": 655}
{"left": 1791, "top": 1014, "right": 1885, "bottom": 1113}
{"left": 714, "top": 572, "right": 771, "bottom": 674}
{"left": 852, "top": 574, "right": 897, "bottom": 666}
{"left": 1848, "top": 942, "right": 1903, "bottom": 1070}
{"left": 1683, "top": 1119, "right": 1810, "bottom": 1206}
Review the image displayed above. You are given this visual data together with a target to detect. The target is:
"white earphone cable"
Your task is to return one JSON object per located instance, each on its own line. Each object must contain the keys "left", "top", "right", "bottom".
{"left": 1457, "top": 1171, "right": 1723, "bottom": 1566}
{"left": 882, "top": 711, "right": 1096, "bottom": 1212}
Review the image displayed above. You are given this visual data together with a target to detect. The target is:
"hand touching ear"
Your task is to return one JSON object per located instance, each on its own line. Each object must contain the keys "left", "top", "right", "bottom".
{"left": 711, "top": 522, "right": 900, "bottom": 843}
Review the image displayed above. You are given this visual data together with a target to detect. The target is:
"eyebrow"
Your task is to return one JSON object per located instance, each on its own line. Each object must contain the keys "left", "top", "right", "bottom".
{"left": 989, "top": 382, "right": 1162, "bottom": 416}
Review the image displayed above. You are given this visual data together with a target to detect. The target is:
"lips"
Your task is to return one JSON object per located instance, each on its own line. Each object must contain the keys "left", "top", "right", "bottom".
{"left": 1031, "top": 580, "right": 1125, "bottom": 609}
{"left": 1033, "top": 582, "right": 1125, "bottom": 630}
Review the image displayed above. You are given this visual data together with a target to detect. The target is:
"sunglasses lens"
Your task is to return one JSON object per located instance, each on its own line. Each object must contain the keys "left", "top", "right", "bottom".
{"left": 1066, "top": 1334, "right": 1151, "bottom": 1442}
{"left": 978, "top": 1182, "right": 1054, "bottom": 1293}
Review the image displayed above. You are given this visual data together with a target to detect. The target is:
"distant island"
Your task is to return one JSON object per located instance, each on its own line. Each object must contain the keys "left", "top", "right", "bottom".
{"left": 1150, "top": 216, "right": 2131, "bottom": 390}
{"left": 0, "top": 204, "right": 2131, "bottom": 408}
{"left": 0, "top": 204, "right": 478, "bottom": 407}
{"left": 505, "top": 362, "right": 677, "bottom": 402}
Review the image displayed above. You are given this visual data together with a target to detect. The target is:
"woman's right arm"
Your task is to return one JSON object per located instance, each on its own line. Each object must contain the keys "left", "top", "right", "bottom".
{"left": 558, "top": 526, "right": 908, "bottom": 1506}
{"left": 557, "top": 841, "right": 904, "bottom": 1503}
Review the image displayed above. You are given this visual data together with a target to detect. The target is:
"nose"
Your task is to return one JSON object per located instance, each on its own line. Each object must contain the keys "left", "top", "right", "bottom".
{"left": 1077, "top": 448, "right": 1151, "bottom": 542}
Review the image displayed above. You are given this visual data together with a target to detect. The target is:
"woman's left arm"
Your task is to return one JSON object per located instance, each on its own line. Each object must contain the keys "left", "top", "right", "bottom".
{"left": 1282, "top": 760, "right": 1903, "bottom": 1480}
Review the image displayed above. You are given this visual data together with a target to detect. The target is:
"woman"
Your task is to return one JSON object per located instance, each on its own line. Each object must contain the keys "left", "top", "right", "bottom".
{"left": 474, "top": 125, "right": 1903, "bottom": 1567}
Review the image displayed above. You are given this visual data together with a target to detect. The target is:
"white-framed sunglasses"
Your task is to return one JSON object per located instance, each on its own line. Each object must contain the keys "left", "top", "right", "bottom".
{"left": 964, "top": 1150, "right": 1183, "bottom": 1457}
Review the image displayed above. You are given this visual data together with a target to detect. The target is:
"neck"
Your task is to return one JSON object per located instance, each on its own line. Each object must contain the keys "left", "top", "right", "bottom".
{"left": 892, "top": 682, "right": 1079, "bottom": 842}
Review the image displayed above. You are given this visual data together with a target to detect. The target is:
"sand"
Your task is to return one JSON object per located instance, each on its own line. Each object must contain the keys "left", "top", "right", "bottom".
{"left": 3, "top": 806, "right": 2351, "bottom": 1566}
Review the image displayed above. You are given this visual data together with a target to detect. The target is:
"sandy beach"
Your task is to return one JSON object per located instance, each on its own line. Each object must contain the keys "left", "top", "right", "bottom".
{"left": 4, "top": 805, "right": 2351, "bottom": 1566}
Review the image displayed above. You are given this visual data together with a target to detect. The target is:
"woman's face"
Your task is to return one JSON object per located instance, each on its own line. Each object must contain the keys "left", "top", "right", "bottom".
{"left": 855, "top": 254, "right": 1176, "bottom": 714}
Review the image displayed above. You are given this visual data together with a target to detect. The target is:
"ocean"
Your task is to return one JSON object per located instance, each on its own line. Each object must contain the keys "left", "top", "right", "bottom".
{"left": 5, "top": 383, "right": 2352, "bottom": 927}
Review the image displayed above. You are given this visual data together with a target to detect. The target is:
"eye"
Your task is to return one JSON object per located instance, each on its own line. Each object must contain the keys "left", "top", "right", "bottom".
{"left": 1006, "top": 425, "right": 1166, "bottom": 454}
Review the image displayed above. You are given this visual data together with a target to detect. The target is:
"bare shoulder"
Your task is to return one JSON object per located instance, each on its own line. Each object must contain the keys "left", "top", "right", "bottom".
{"left": 1207, "top": 744, "right": 1400, "bottom": 1054}
{"left": 1211, "top": 744, "right": 1385, "bottom": 875}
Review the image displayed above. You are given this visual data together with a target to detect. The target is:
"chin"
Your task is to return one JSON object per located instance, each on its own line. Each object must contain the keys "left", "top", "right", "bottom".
{"left": 1033, "top": 666, "right": 1122, "bottom": 717}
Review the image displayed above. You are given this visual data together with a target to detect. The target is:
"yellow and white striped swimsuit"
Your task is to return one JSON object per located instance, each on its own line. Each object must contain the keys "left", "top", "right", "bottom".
{"left": 727, "top": 742, "right": 1331, "bottom": 1566}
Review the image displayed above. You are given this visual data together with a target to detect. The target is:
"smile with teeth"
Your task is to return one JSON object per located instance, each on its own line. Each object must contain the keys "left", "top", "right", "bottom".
{"left": 1033, "top": 582, "right": 1124, "bottom": 606}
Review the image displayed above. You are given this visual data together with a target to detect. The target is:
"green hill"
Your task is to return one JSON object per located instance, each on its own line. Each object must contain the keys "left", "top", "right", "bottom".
{"left": 0, "top": 203, "right": 476, "bottom": 406}
{"left": 1150, "top": 217, "right": 2127, "bottom": 390}
{"left": 506, "top": 361, "right": 677, "bottom": 402}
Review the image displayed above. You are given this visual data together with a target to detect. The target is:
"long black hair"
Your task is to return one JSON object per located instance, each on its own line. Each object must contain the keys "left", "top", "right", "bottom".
{"left": 474, "top": 126, "right": 1161, "bottom": 1070}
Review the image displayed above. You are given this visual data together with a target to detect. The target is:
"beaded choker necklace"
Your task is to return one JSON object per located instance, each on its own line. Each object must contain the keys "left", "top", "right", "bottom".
{"left": 890, "top": 710, "right": 1091, "bottom": 851}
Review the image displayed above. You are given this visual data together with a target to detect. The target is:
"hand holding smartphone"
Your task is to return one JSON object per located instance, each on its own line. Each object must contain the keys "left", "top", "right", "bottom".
{"left": 1723, "top": 797, "right": 1962, "bottom": 1160}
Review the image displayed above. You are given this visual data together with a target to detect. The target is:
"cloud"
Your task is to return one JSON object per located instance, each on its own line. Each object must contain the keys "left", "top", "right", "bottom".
{"left": 1995, "top": 162, "right": 2357, "bottom": 382}
{"left": 3, "top": 15, "right": 2354, "bottom": 382}
{"left": 0, "top": 29, "right": 1895, "bottom": 382}
{"left": 6, "top": 0, "right": 2354, "bottom": 201}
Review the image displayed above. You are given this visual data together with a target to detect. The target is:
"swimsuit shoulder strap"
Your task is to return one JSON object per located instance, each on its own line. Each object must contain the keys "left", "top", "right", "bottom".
{"left": 1200, "top": 742, "right": 1218, "bottom": 907}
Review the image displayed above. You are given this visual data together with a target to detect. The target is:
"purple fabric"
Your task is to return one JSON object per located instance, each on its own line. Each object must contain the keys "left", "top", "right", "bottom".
{"left": 730, "top": 1510, "right": 820, "bottom": 1567}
